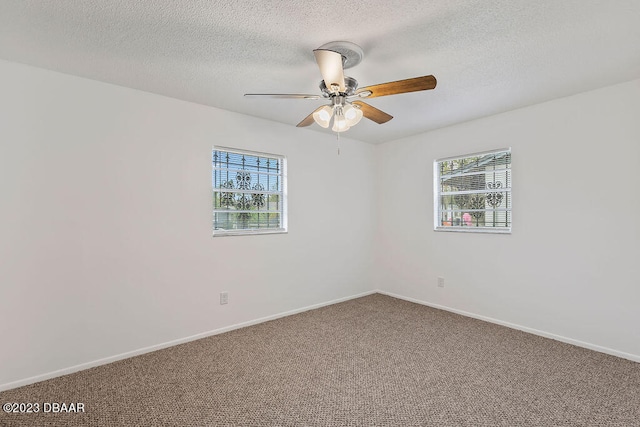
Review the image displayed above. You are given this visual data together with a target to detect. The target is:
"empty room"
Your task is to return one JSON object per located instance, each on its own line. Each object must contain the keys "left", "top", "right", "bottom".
{"left": 1, "top": 1, "right": 639, "bottom": 426}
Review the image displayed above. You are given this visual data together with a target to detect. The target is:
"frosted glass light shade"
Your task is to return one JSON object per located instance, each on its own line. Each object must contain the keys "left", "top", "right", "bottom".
{"left": 313, "top": 105, "right": 333, "bottom": 128}
{"left": 332, "top": 116, "right": 350, "bottom": 132}
{"left": 343, "top": 104, "right": 363, "bottom": 126}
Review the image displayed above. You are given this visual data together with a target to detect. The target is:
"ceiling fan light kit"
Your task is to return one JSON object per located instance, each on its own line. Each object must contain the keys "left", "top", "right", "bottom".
{"left": 312, "top": 94, "right": 364, "bottom": 132}
{"left": 331, "top": 103, "right": 363, "bottom": 132}
{"left": 245, "top": 41, "right": 436, "bottom": 134}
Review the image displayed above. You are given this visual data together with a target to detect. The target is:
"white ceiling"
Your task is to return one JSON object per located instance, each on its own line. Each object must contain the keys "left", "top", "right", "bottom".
{"left": 1, "top": 1, "right": 639, "bottom": 144}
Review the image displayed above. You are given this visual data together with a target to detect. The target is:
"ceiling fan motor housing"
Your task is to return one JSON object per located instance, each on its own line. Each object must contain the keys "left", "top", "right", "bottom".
{"left": 320, "top": 76, "right": 359, "bottom": 97}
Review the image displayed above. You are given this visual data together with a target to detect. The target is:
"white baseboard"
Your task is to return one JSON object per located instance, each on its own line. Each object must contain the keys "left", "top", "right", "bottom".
{"left": 377, "top": 290, "right": 640, "bottom": 363}
{"left": 0, "top": 290, "right": 376, "bottom": 392}
{"left": 4, "top": 288, "right": 635, "bottom": 392}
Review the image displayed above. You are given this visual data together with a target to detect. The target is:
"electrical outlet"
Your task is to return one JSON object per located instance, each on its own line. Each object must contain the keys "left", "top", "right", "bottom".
{"left": 220, "top": 292, "right": 228, "bottom": 305}
{"left": 437, "top": 277, "right": 445, "bottom": 288}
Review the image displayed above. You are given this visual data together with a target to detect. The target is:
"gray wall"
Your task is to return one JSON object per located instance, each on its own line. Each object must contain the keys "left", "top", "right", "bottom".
{"left": 0, "top": 60, "right": 376, "bottom": 389}
{"left": 1, "top": 58, "right": 638, "bottom": 391}
{"left": 374, "top": 79, "right": 640, "bottom": 359}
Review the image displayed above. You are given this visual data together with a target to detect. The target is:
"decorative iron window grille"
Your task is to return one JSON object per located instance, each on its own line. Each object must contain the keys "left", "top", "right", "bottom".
{"left": 434, "top": 148, "right": 511, "bottom": 233}
{"left": 213, "top": 147, "right": 287, "bottom": 236}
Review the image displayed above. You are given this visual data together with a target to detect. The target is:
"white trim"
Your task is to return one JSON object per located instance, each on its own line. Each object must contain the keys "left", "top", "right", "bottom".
{"left": 376, "top": 290, "right": 640, "bottom": 363}
{"left": 433, "top": 162, "right": 439, "bottom": 230}
{"left": 3, "top": 289, "right": 637, "bottom": 391}
{"left": 435, "top": 147, "right": 511, "bottom": 163}
{"left": 0, "top": 290, "right": 376, "bottom": 392}
{"left": 435, "top": 226, "right": 512, "bottom": 234}
{"left": 213, "top": 228, "right": 287, "bottom": 237}
{"left": 280, "top": 159, "right": 288, "bottom": 231}
{"left": 213, "top": 145, "right": 286, "bottom": 160}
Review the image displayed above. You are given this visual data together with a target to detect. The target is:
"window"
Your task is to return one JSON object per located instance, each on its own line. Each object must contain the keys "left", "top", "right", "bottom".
{"left": 212, "top": 147, "right": 287, "bottom": 236}
{"left": 434, "top": 148, "right": 511, "bottom": 233}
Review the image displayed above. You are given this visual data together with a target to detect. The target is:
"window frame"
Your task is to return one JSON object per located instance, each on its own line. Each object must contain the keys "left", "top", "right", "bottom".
{"left": 212, "top": 146, "right": 288, "bottom": 237}
{"left": 433, "top": 148, "right": 512, "bottom": 234}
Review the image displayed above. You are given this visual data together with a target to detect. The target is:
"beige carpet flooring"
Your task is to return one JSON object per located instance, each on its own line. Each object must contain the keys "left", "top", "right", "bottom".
{"left": 1, "top": 294, "right": 639, "bottom": 426}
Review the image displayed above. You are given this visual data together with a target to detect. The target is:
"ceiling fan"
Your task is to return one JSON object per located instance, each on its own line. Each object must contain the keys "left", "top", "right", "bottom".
{"left": 245, "top": 41, "right": 437, "bottom": 133}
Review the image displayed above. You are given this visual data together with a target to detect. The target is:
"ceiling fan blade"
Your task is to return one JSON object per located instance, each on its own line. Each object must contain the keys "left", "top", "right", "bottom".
{"left": 244, "top": 93, "right": 321, "bottom": 99}
{"left": 352, "top": 101, "right": 393, "bottom": 124}
{"left": 313, "top": 49, "right": 346, "bottom": 93}
{"left": 296, "top": 105, "right": 326, "bottom": 127}
{"left": 355, "top": 75, "right": 437, "bottom": 98}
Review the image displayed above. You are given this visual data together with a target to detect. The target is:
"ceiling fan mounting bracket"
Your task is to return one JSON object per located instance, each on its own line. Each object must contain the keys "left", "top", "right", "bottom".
{"left": 317, "top": 41, "right": 364, "bottom": 70}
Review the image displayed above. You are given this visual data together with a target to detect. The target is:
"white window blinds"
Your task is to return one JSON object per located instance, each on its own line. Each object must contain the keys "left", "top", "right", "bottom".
{"left": 212, "top": 147, "right": 287, "bottom": 236}
{"left": 434, "top": 149, "right": 511, "bottom": 233}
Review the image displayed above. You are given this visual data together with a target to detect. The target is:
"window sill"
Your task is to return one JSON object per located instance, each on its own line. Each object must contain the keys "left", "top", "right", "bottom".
{"left": 434, "top": 226, "right": 511, "bottom": 234}
{"left": 213, "top": 228, "right": 288, "bottom": 237}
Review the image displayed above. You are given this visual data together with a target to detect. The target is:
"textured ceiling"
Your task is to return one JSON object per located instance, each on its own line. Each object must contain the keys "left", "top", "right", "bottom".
{"left": 1, "top": 1, "right": 639, "bottom": 144}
